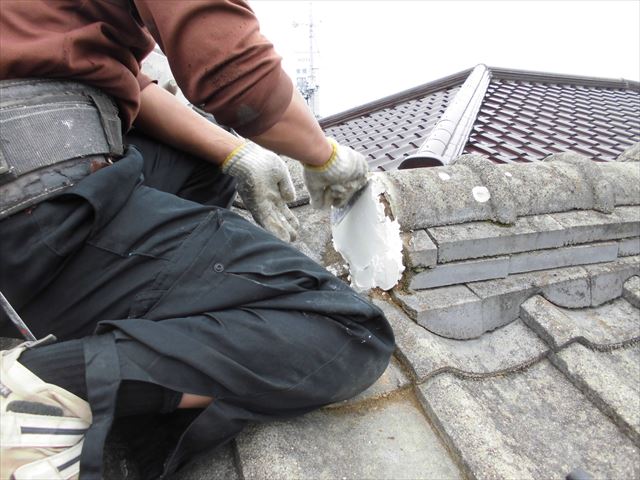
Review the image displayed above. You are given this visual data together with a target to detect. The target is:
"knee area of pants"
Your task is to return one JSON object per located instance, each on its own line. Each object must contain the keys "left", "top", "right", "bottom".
{"left": 325, "top": 349, "right": 392, "bottom": 404}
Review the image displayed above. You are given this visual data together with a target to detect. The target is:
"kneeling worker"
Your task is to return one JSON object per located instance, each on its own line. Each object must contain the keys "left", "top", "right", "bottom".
{"left": 0, "top": 1, "right": 394, "bottom": 479}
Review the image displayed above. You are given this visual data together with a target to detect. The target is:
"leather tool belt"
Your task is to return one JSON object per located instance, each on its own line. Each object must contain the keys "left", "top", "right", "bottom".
{"left": 0, "top": 78, "right": 124, "bottom": 219}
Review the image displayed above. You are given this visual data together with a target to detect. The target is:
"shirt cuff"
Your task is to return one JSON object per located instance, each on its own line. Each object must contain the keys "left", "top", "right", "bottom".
{"left": 136, "top": 71, "right": 155, "bottom": 91}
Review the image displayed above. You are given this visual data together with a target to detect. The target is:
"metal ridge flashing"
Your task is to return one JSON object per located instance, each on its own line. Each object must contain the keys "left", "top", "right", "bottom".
{"left": 319, "top": 68, "right": 472, "bottom": 128}
{"left": 399, "top": 64, "right": 491, "bottom": 168}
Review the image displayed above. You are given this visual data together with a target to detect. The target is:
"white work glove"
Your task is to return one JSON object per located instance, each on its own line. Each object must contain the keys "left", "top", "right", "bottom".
{"left": 303, "top": 139, "right": 369, "bottom": 210}
{"left": 222, "top": 141, "right": 299, "bottom": 242}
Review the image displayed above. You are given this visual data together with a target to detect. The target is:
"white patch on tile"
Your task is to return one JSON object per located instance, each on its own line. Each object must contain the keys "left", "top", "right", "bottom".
{"left": 472, "top": 186, "right": 491, "bottom": 203}
{"left": 331, "top": 175, "right": 404, "bottom": 291}
{"left": 504, "top": 171, "right": 513, "bottom": 178}
{"left": 438, "top": 172, "right": 451, "bottom": 181}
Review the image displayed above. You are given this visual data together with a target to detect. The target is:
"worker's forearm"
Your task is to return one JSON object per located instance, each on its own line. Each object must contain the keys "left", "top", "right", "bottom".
{"left": 134, "top": 82, "right": 243, "bottom": 164}
{"left": 250, "top": 89, "right": 333, "bottom": 167}
{"left": 135, "top": 82, "right": 332, "bottom": 167}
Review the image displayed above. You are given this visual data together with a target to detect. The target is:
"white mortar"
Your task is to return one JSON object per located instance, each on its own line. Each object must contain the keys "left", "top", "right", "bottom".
{"left": 331, "top": 175, "right": 405, "bottom": 291}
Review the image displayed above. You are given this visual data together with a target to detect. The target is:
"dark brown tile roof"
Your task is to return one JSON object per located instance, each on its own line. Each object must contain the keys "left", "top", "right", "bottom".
{"left": 321, "top": 67, "right": 640, "bottom": 170}
{"left": 323, "top": 86, "right": 460, "bottom": 171}
{"left": 464, "top": 79, "right": 640, "bottom": 163}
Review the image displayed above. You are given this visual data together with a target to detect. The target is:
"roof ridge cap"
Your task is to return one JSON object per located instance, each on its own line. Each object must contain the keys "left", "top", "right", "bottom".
{"left": 399, "top": 65, "right": 492, "bottom": 168}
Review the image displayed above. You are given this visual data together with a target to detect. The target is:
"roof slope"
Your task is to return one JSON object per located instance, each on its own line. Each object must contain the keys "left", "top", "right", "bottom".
{"left": 322, "top": 66, "right": 640, "bottom": 170}
{"left": 322, "top": 83, "right": 462, "bottom": 171}
{"left": 465, "top": 76, "right": 640, "bottom": 163}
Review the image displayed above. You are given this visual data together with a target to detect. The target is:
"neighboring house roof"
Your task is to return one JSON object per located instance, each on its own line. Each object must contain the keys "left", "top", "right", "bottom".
{"left": 321, "top": 65, "right": 640, "bottom": 170}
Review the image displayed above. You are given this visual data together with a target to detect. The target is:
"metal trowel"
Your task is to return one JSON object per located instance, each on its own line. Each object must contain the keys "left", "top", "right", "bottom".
{"left": 330, "top": 181, "right": 371, "bottom": 225}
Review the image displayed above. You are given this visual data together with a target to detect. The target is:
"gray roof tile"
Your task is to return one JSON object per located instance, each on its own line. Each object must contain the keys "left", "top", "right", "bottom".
{"left": 418, "top": 361, "right": 640, "bottom": 479}
{"left": 373, "top": 298, "right": 548, "bottom": 382}
{"left": 428, "top": 213, "right": 566, "bottom": 262}
{"left": 521, "top": 295, "right": 640, "bottom": 349}
{"left": 393, "top": 259, "right": 638, "bottom": 341}
{"left": 425, "top": 207, "right": 638, "bottom": 264}
{"left": 620, "top": 238, "right": 640, "bottom": 257}
{"left": 236, "top": 391, "right": 462, "bottom": 480}
{"left": 583, "top": 256, "right": 640, "bottom": 306}
{"left": 623, "top": 275, "right": 640, "bottom": 307}
{"left": 553, "top": 343, "right": 640, "bottom": 444}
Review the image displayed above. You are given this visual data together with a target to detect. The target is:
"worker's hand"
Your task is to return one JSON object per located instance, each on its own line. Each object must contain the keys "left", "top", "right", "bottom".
{"left": 303, "top": 139, "right": 369, "bottom": 210}
{"left": 222, "top": 141, "right": 299, "bottom": 242}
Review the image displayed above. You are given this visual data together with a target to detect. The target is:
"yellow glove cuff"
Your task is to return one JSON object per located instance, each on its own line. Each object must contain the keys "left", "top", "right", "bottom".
{"left": 304, "top": 138, "right": 338, "bottom": 173}
{"left": 221, "top": 142, "right": 249, "bottom": 170}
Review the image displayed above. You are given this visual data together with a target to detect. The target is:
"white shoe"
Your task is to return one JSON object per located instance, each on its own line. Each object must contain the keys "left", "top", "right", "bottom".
{"left": 1, "top": 337, "right": 92, "bottom": 480}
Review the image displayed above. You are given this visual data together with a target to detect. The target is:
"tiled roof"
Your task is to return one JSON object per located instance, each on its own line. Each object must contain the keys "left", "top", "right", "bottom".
{"left": 321, "top": 66, "right": 640, "bottom": 170}
{"left": 323, "top": 86, "right": 460, "bottom": 171}
{"left": 465, "top": 78, "right": 640, "bottom": 163}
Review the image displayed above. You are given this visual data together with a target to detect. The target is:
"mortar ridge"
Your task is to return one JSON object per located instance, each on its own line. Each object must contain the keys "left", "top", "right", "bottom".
{"left": 386, "top": 154, "right": 640, "bottom": 231}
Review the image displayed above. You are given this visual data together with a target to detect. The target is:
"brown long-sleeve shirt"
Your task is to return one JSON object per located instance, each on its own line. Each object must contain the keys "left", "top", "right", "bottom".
{"left": 0, "top": 0, "right": 293, "bottom": 136}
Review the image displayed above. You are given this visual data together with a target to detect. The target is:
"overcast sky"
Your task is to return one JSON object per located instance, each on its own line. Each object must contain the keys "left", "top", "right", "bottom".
{"left": 251, "top": 1, "right": 640, "bottom": 118}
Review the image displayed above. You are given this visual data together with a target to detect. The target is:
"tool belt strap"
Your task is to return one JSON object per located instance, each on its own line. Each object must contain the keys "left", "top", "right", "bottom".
{"left": 0, "top": 78, "right": 123, "bottom": 219}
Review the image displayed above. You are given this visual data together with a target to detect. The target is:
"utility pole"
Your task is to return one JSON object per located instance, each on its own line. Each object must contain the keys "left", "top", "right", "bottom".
{"left": 293, "top": 2, "right": 320, "bottom": 117}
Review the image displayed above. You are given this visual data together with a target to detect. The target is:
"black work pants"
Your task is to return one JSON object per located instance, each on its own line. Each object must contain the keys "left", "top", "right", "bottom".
{"left": 0, "top": 134, "right": 394, "bottom": 478}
